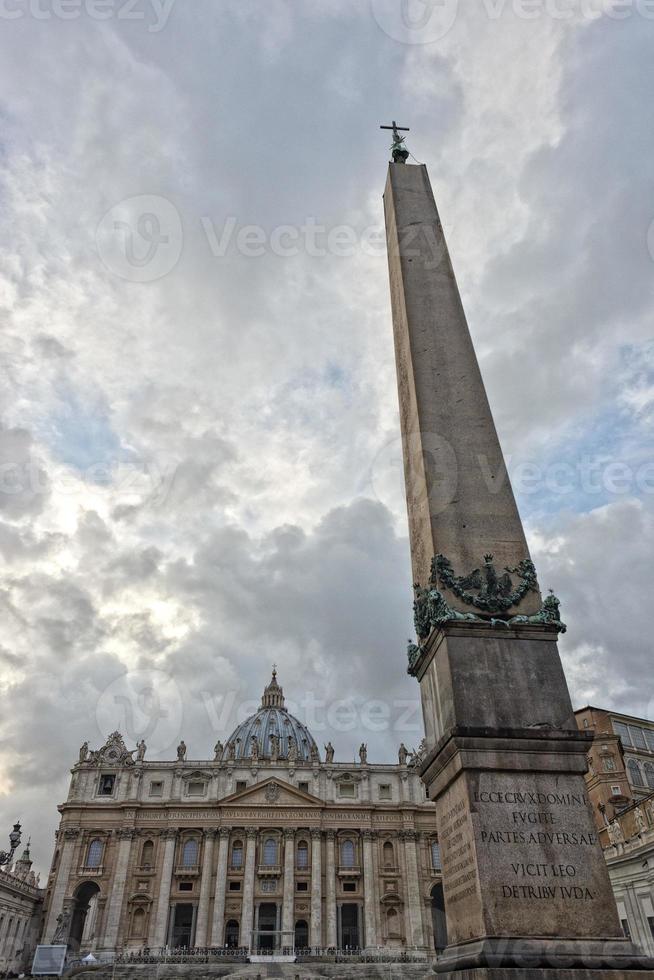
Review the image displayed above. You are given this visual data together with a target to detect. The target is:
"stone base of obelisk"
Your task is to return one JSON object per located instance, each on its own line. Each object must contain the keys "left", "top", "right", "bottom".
{"left": 437, "top": 971, "right": 653, "bottom": 978}
{"left": 414, "top": 623, "right": 654, "bottom": 977}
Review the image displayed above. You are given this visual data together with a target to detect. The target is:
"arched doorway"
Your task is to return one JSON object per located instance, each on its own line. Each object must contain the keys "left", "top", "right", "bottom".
{"left": 69, "top": 882, "right": 101, "bottom": 952}
{"left": 431, "top": 884, "right": 447, "bottom": 952}
{"left": 294, "top": 919, "right": 309, "bottom": 949}
{"left": 225, "top": 920, "right": 240, "bottom": 948}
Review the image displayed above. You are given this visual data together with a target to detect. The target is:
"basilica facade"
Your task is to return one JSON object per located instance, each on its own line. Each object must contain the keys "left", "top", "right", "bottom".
{"left": 41, "top": 672, "right": 444, "bottom": 958}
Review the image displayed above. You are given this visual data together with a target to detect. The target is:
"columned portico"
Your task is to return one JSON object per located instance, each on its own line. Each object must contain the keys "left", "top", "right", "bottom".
{"left": 325, "top": 830, "right": 337, "bottom": 947}
{"left": 361, "top": 830, "right": 377, "bottom": 948}
{"left": 193, "top": 829, "right": 215, "bottom": 946}
{"left": 240, "top": 829, "right": 257, "bottom": 950}
{"left": 102, "top": 828, "right": 135, "bottom": 950}
{"left": 150, "top": 830, "right": 176, "bottom": 947}
{"left": 210, "top": 827, "right": 230, "bottom": 946}
{"left": 310, "top": 829, "right": 322, "bottom": 946}
{"left": 281, "top": 828, "right": 295, "bottom": 943}
{"left": 401, "top": 829, "right": 425, "bottom": 948}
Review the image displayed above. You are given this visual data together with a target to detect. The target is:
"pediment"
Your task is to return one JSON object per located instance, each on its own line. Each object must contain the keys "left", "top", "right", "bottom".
{"left": 219, "top": 777, "right": 322, "bottom": 807}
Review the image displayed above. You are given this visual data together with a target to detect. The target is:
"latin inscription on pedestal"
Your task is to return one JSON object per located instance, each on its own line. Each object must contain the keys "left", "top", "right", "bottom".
{"left": 437, "top": 770, "right": 621, "bottom": 945}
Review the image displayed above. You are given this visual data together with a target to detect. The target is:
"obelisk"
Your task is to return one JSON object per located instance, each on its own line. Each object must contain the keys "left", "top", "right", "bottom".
{"left": 383, "top": 157, "right": 652, "bottom": 977}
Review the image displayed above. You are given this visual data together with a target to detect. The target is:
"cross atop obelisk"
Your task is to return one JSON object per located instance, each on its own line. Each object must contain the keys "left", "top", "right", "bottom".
{"left": 380, "top": 120, "right": 410, "bottom": 163}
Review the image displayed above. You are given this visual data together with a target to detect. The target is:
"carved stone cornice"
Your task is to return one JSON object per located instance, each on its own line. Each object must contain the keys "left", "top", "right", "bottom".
{"left": 219, "top": 827, "right": 231, "bottom": 840}
{"left": 284, "top": 828, "right": 295, "bottom": 841}
{"left": 63, "top": 829, "right": 81, "bottom": 841}
{"left": 246, "top": 828, "right": 258, "bottom": 840}
{"left": 325, "top": 830, "right": 336, "bottom": 842}
{"left": 361, "top": 830, "right": 376, "bottom": 842}
{"left": 202, "top": 829, "right": 217, "bottom": 841}
{"left": 162, "top": 829, "right": 178, "bottom": 841}
{"left": 310, "top": 829, "right": 322, "bottom": 841}
{"left": 399, "top": 829, "right": 419, "bottom": 843}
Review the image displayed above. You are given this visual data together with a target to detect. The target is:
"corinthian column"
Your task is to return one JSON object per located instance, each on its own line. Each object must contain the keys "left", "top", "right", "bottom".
{"left": 310, "top": 830, "right": 322, "bottom": 947}
{"left": 44, "top": 828, "right": 80, "bottom": 941}
{"left": 401, "top": 830, "right": 425, "bottom": 948}
{"left": 210, "top": 828, "right": 230, "bottom": 946}
{"left": 194, "top": 830, "right": 216, "bottom": 947}
{"left": 240, "top": 829, "right": 257, "bottom": 952}
{"left": 361, "top": 831, "right": 377, "bottom": 949}
{"left": 325, "top": 831, "right": 337, "bottom": 948}
{"left": 151, "top": 830, "right": 177, "bottom": 947}
{"left": 103, "top": 829, "right": 136, "bottom": 950}
{"left": 281, "top": 828, "right": 295, "bottom": 946}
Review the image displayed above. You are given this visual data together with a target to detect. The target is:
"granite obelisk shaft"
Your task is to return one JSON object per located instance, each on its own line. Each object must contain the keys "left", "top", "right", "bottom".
{"left": 383, "top": 162, "right": 652, "bottom": 978}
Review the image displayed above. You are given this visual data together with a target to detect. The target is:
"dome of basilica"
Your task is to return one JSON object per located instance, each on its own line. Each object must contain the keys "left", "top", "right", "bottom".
{"left": 225, "top": 669, "right": 320, "bottom": 763}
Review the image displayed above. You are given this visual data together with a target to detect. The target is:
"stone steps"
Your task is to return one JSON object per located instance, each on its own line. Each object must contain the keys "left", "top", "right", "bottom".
{"left": 67, "top": 963, "right": 434, "bottom": 979}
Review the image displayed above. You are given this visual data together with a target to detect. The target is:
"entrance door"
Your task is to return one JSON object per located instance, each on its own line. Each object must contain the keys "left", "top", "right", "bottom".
{"left": 171, "top": 903, "right": 194, "bottom": 948}
{"left": 257, "top": 903, "right": 278, "bottom": 951}
{"left": 340, "top": 904, "right": 360, "bottom": 949}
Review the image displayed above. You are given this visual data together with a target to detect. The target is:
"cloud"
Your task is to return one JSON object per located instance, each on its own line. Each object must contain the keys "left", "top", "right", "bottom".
{"left": 0, "top": 4, "right": 651, "bottom": 875}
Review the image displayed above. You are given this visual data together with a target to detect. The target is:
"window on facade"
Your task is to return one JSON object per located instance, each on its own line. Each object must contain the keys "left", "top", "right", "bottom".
{"left": 611, "top": 786, "right": 622, "bottom": 796}
{"left": 187, "top": 781, "right": 205, "bottom": 797}
{"left": 98, "top": 774, "right": 115, "bottom": 796}
{"left": 236, "top": 781, "right": 247, "bottom": 793}
{"left": 179, "top": 881, "right": 193, "bottom": 892}
{"left": 181, "top": 838, "right": 199, "bottom": 867}
{"left": 379, "top": 784, "right": 392, "bottom": 800}
{"left": 338, "top": 782, "right": 356, "bottom": 798}
{"left": 340, "top": 839, "right": 356, "bottom": 868}
{"left": 645, "top": 731, "right": 654, "bottom": 752}
{"left": 231, "top": 841, "right": 243, "bottom": 869}
{"left": 645, "top": 763, "right": 654, "bottom": 789}
{"left": 613, "top": 721, "right": 631, "bottom": 745}
{"left": 383, "top": 841, "right": 394, "bottom": 868}
{"left": 141, "top": 840, "right": 154, "bottom": 868}
{"left": 629, "top": 727, "right": 648, "bottom": 750}
{"left": 628, "top": 760, "right": 645, "bottom": 787}
{"left": 296, "top": 881, "right": 308, "bottom": 892}
{"left": 262, "top": 837, "right": 278, "bottom": 866}
{"left": 131, "top": 908, "right": 145, "bottom": 938}
{"left": 229, "top": 880, "right": 241, "bottom": 891}
{"left": 297, "top": 841, "right": 309, "bottom": 869}
{"left": 648, "top": 917, "right": 654, "bottom": 941}
{"left": 431, "top": 842, "right": 442, "bottom": 871}
{"left": 149, "top": 781, "right": 163, "bottom": 797}
{"left": 86, "top": 839, "right": 103, "bottom": 868}
{"left": 225, "top": 920, "right": 240, "bottom": 948}
{"left": 343, "top": 881, "right": 356, "bottom": 892}
{"left": 298, "top": 782, "right": 310, "bottom": 793}
{"left": 261, "top": 879, "right": 277, "bottom": 893}
{"left": 621, "top": 918, "right": 631, "bottom": 939}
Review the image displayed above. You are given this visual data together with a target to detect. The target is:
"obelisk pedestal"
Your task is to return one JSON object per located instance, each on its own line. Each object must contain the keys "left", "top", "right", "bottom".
{"left": 383, "top": 162, "right": 652, "bottom": 977}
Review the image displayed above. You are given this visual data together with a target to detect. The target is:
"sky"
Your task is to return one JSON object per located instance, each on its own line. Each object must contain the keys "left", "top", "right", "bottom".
{"left": 0, "top": 0, "right": 653, "bottom": 876}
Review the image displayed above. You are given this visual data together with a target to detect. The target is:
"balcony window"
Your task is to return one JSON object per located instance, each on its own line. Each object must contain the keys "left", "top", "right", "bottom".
{"left": 86, "top": 839, "right": 103, "bottom": 868}
{"left": 231, "top": 841, "right": 243, "bottom": 869}
{"left": 149, "top": 781, "right": 163, "bottom": 797}
{"left": 181, "top": 838, "right": 199, "bottom": 867}
{"left": 340, "top": 840, "right": 355, "bottom": 868}
{"left": 431, "top": 842, "right": 442, "bottom": 871}
{"left": 262, "top": 837, "right": 278, "bottom": 866}
{"left": 297, "top": 841, "right": 309, "bottom": 869}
